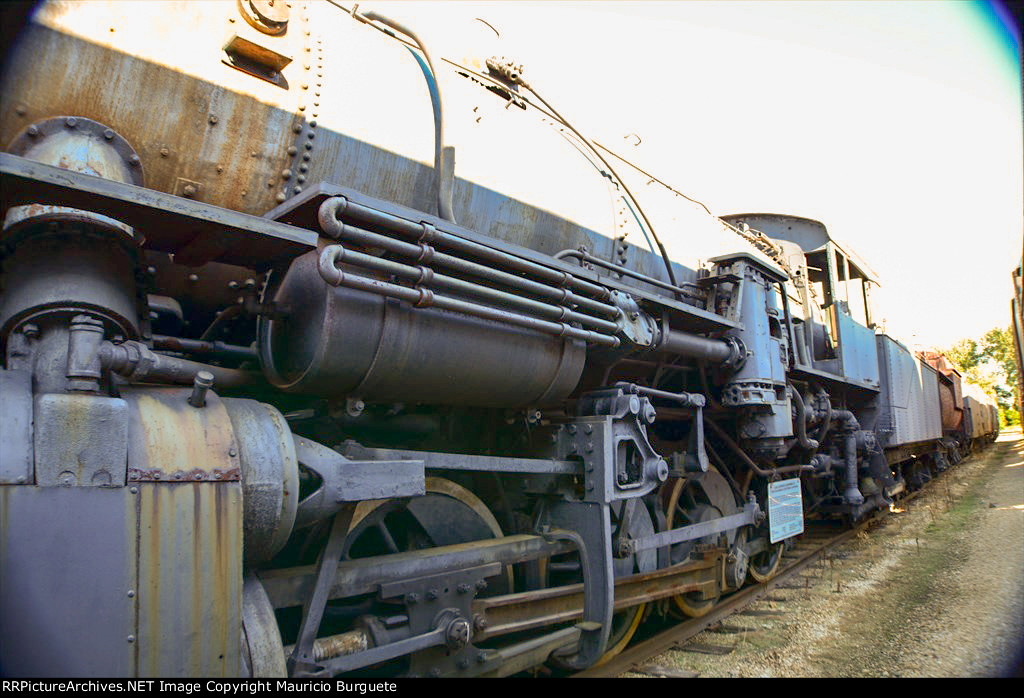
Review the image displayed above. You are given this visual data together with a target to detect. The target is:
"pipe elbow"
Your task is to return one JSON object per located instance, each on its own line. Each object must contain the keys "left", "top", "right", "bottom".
{"left": 317, "top": 246, "right": 345, "bottom": 286}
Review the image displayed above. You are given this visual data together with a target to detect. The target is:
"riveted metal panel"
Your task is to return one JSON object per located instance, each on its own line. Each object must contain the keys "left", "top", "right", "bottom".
{"left": 33, "top": 393, "right": 128, "bottom": 487}
{"left": 0, "top": 486, "right": 137, "bottom": 676}
{"left": 121, "top": 387, "right": 240, "bottom": 482}
{"left": 835, "top": 311, "right": 880, "bottom": 389}
{"left": 877, "top": 334, "right": 942, "bottom": 447}
{"left": 136, "top": 481, "right": 243, "bottom": 677}
{"left": 0, "top": 369, "right": 33, "bottom": 485}
{"left": 919, "top": 361, "right": 942, "bottom": 442}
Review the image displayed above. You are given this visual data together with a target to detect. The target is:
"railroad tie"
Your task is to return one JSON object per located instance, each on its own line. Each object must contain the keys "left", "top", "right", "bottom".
{"left": 676, "top": 643, "right": 736, "bottom": 655}
{"left": 634, "top": 664, "right": 700, "bottom": 678}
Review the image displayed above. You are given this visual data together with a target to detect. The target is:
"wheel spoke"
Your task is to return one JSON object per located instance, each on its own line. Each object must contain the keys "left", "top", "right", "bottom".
{"left": 376, "top": 520, "right": 400, "bottom": 554}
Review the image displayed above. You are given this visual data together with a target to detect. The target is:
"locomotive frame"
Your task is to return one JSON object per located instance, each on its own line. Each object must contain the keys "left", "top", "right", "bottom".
{"left": 0, "top": 1, "right": 1000, "bottom": 678}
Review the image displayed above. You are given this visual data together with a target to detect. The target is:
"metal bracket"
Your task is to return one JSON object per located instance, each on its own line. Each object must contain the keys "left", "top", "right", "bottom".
{"left": 292, "top": 436, "right": 425, "bottom": 530}
{"left": 542, "top": 509, "right": 613, "bottom": 670}
{"left": 288, "top": 507, "right": 356, "bottom": 678}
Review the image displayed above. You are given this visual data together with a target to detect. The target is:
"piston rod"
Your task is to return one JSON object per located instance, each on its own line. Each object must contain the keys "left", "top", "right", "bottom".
{"left": 656, "top": 328, "right": 740, "bottom": 366}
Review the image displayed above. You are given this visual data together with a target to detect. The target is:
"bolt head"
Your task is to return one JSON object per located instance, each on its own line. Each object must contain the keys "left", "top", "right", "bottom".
{"left": 65, "top": 117, "right": 77, "bottom": 128}
{"left": 103, "top": 128, "right": 115, "bottom": 140}
{"left": 183, "top": 184, "right": 196, "bottom": 198}
{"left": 129, "top": 154, "right": 141, "bottom": 166}
{"left": 26, "top": 125, "right": 38, "bottom": 137}
{"left": 208, "top": 114, "right": 218, "bottom": 124}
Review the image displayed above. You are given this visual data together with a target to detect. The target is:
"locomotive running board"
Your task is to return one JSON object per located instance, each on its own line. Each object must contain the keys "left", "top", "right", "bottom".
{"left": 0, "top": 153, "right": 317, "bottom": 269}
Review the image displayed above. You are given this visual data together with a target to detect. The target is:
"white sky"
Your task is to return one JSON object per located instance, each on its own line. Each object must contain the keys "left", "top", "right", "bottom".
{"left": 366, "top": 0, "right": 1022, "bottom": 350}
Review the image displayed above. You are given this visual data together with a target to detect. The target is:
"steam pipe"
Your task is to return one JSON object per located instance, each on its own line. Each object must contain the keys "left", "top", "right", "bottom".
{"left": 318, "top": 199, "right": 620, "bottom": 319}
{"left": 829, "top": 409, "right": 864, "bottom": 505}
{"left": 318, "top": 246, "right": 619, "bottom": 347}
{"left": 320, "top": 197, "right": 612, "bottom": 302}
{"left": 815, "top": 389, "right": 832, "bottom": 442}
{"left": 357, "top": 11, "right": 456, "bottom": 223}
{"left": 99, "top": 340, "right": 264, "bottom": 389}
{"left": 705, "top": 418, "right": 815, "bottom": 477}
{"left": 151, "top": 334, "right": 258, "bottom": 362}
{"left": 788, "top": 385, "right": 819, "bottom": 450}
{"left": 199, "top": 303, "right": 243, "bottom": 341}
{"left": 554, "top": 248, "right": 702, "bottom": 298}
{"left": 324, "top": 243, "right": 619, "bottom": 334}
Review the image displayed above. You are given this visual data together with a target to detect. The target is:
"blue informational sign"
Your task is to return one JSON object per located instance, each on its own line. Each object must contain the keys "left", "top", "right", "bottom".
{"left": 768, "top": 478, "right": 804, "bottom": 543}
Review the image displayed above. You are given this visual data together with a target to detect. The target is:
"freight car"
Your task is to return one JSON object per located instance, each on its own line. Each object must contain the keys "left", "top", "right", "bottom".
{"left": 0, "top": 1, "right": 997, "bottom": 678}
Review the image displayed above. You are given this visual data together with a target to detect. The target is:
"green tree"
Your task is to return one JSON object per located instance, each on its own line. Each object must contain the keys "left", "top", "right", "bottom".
{"left": 943, "top": 326, "right": 1020, "bottom": 427}
{"left": 979, "top": 326, "right": 1019, "bottom": 395}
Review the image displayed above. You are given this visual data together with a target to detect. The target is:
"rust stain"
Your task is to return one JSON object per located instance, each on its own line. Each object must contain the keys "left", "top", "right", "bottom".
{"left": 1, "top": 7, "right": 301, "bottom": 216}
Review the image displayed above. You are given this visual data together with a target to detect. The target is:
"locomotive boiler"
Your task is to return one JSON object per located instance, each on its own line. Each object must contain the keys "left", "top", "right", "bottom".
{"left": 0, "top": 1, "right": 999, "bottom": 678}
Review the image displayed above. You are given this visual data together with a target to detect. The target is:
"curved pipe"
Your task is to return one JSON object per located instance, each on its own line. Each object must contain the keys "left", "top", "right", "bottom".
{"left": 317, "top": 246, "right": 619, "bottom": 347}
{"left": 199, "top": 303, "right": 244, "bottom": 341}
{"left": 317, "top": 197, "right": 620, "bottom": 318}
{"left": 705, "top": 418, "right": 814, "bottom": 478}
{"left": 789, "top": 385, "right": 819, "bottom": 451}
{"left": 519, "top": 84, "right": 680, "bottom": 294}
{"left": 829, "top": 409, "right": 864, "bottom": 505}
{"left": 359, "top": 10, "right": 456, "bottom": 223}
{"left": 555, "top": 248, "right": 702, "bottom": 298}
{"left": 815, "top": 389, "right": 832, "bottom": 442}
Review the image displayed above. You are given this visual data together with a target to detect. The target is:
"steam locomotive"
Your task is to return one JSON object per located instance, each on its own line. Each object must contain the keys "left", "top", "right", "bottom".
{"left": 0, "top": 1, "right": 999, "bottom": 677}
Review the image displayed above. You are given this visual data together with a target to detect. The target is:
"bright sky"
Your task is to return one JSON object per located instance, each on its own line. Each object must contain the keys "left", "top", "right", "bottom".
{"left": 367, "top": 1, "right": 1022, "bottom": 350}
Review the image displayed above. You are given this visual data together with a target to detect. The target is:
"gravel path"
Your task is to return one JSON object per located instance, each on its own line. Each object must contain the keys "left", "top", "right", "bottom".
{"left": 631, "top": 430, "right": 1024, "bottom": 678}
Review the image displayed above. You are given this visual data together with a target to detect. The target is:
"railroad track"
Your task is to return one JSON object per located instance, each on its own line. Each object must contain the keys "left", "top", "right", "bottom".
{"left": 574, "top": 484, "right": 934, "bottom": 678}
